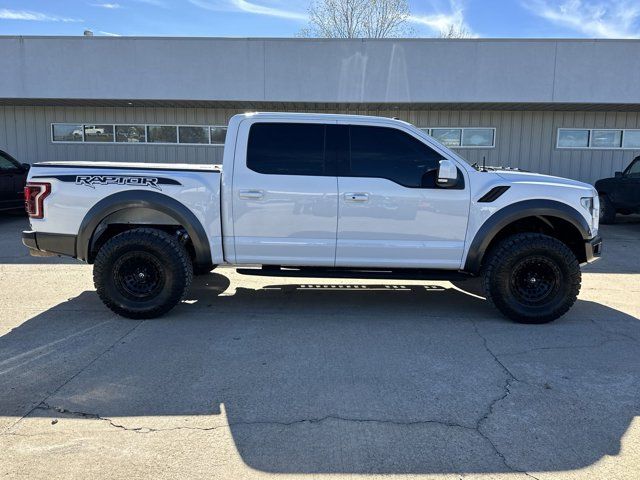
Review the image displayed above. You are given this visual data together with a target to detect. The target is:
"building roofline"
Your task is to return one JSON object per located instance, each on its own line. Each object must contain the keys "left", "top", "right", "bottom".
{"left": 0, "top": 35, "right": 639, "bottom": 43}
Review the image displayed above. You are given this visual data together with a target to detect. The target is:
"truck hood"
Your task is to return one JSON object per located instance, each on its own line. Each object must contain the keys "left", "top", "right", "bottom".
{"left": 494, "top": 170, "right": 594, "bottom": 192}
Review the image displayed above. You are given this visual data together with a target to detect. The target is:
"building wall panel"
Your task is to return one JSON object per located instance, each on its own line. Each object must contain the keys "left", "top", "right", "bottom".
{"left": 1, "top": 105, "right": 639, "bottom": 184}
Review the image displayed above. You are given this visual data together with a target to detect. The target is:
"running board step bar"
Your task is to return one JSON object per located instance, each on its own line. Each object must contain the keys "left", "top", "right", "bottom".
{"left": 235, "top": 266, "right": 472, "bottom": 281}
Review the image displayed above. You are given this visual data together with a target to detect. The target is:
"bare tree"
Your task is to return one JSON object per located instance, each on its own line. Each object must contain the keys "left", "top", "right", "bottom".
{"left": 300, "top": 0, "right": 413, "bottom": 38}
{"left": 439, "top": 23, "right": 472, "bottom": 38}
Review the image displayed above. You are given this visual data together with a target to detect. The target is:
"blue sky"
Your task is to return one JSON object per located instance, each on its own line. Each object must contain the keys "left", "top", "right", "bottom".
{"left": 0, "top": 0, "right": 638, "bottom": 38}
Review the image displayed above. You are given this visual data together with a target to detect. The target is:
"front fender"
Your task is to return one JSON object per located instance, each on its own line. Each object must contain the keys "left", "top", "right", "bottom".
{"left": 464, "top": 199, "right": 591, "bottom": 274}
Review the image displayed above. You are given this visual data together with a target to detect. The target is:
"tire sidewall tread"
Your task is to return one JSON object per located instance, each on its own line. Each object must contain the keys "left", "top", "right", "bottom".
{"left": 482, "top": 233, "right": 581, "bottom": 324}
{"left": 93, "top": 228, "right": 193, "bottom": 319}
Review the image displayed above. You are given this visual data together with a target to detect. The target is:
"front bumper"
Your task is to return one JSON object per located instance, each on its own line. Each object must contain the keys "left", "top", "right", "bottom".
{"left": 22, "top": 230, "right": 77, "bottom": 258}
{"left": 584, "top": 235, "right": 602, "bottom": 263}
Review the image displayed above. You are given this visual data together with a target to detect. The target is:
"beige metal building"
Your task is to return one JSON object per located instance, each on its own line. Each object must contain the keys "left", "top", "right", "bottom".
{"left": 1, "top": 36, "right": 639, "bottom": 184}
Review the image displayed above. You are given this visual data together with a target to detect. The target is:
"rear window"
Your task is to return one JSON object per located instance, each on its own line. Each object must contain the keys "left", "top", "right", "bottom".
{"left": 247, "top": 123, "right": 326, "bottom": 176}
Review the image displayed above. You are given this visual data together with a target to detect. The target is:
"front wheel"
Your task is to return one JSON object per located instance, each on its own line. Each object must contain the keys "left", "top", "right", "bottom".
{"left": 93, "top": 228, "right": 193, "bottom": 319}
{"left": 482, "top": 233, "right": 581, "bottom": 324}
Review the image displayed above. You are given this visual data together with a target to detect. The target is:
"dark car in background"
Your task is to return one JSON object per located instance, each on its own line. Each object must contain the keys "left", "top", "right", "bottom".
{"left": 596, "top": 155, "right": 640, "bottom": 224}
{"left": 0, "top": 150, "right": 29, "bottom": 213}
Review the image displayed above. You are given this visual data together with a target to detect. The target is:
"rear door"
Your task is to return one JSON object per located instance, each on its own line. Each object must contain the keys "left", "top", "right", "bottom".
{"left": 335, "top": 124, "right": 470, "bottom": 269}
{"left": 231, "top": 121, "right": 339, "bottom": 266}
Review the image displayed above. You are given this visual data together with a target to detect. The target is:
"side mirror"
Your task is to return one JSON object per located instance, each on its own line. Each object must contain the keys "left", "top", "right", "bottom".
{"left": 615, "top": 171, "right": 623, "bottom": 178}
{"left": 436, "top": 159, "right": 458, "bottom": 188}
{"left": 22, "top": 163, "right": 31, "bottom": 171}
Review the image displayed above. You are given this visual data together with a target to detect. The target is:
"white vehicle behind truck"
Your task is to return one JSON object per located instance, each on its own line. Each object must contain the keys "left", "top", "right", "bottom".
{"left": 23, "top": 113, "right": 602, "bottom": 323}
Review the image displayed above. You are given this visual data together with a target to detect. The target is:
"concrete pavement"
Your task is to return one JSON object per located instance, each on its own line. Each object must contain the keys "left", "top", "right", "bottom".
{"left": 1, "top": 214, "right": 639, "bottom": 480}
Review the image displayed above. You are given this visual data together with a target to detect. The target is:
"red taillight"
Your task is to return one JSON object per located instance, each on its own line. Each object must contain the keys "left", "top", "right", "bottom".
{"left": 24, "top": 182, "right": 51, "bottom": 219}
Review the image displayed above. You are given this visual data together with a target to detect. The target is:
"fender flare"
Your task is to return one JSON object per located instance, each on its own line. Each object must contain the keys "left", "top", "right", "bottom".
{"left": 76, "top": 190, "right": 212, "bottom": 269}
{"left": 463, "top": 199, "right": 591, "bottom": 274}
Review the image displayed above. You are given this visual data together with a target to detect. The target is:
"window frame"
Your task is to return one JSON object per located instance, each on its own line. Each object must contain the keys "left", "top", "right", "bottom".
{"left": 51, "top": 123, "right": 227, "bottom": 146}
{"left": 419, "top": 127, "right": 496, "bottom": 149}
{"left": 557, "top": 128, "right": 640, "bottom": 150}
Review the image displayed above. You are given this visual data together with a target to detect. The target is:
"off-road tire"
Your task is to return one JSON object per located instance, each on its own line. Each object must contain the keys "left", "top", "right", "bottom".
{"left": 482, "top": 233, "right": 581, "bottom": 324}
{"left": 599, "top": 194, "right": 616, "bottom": 224}
{"left": 93, "top": 228, "right": 193, "bottom": 319}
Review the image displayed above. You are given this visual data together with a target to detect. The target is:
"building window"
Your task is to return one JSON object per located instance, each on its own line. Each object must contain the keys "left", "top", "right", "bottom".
{"left": 430, "top": 128, "right": 461, "bottom": 147}
{"left": 84, "top": 125, "right": 114, "bottom": 142}
{"left": 557, "top": 128, "right": 640, "bottom": 149}
{"left": 622, "top": 130, "right": 640, "bottom": 149}
{"left": 52, "top": 124, "right": 83, "bottom": 142}
{"left": 420, "top": 127, "right": 495, "bottom": 148}
{"left": 147, "top": 125, "right": 177, "bottom": 144}
{"left": 52, "top": 123, "right": 227, "bottom": 146}
{"left": 210, "top": 126, "right": 227, "bottom": 145}
{"left": 591, "top": 130, "right": 621, "bottom": 148}
{"left": 116, "top": 125, "right": 146, "bottom": 143}
{"left": 179, "top": 126, "right": 209, "bottom": 144}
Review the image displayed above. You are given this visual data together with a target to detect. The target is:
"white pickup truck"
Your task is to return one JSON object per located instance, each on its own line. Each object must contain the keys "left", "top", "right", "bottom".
{"left": 23, "top": 113, "right": 602, "bottom": 323}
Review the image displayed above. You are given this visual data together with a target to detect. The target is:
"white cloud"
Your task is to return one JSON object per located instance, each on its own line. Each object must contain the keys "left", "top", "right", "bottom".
{"left": 0, "top": 8, "right": 82, "bottom": 22}
{"left": 524, "top": 0, "right": 640, "bottom": 38}
{"left": 91, "top": 3, "right": 122, "bottom": 9}
{"left": 408, "top": 0, "right": 475, "bottom": 36}
{"left": 189, "top": 0, "right": 307, "bottom": 21}
{"left": 99, "top": 31, "right": 121, "bottom": 36}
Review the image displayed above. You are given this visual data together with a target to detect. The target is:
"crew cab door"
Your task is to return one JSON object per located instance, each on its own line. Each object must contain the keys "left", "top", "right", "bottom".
{"left": 335, "top": 124, "right": 470, "bottom": 269}
{"left": 231, "top": 121, "right": 338, "bottom": 265}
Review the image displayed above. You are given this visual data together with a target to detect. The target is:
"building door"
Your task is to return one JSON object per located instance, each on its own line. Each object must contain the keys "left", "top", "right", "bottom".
{"left": 335, "top": 124, "right": 470, "bottom": 269}
{"left": 231, "top": 121, "right": 338, "bottom": 266}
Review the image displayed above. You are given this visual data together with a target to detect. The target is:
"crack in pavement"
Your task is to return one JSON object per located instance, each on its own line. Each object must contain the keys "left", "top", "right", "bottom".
{"left": 471, "top": 320, "right": 541, "bottom": 480}
{"left": 0, "top": 319, "right": 145, "bottom": 437}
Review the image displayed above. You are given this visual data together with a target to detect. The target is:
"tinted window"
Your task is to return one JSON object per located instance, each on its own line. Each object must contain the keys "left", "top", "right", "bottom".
{"left": 349, "top": 126, "right": 444, "bottom": 188}
{"left": 627, "top": 158, "right": 640, "bottom": 177}
{"left": 247, "top": 123, "right": 326, "bottom": 176}
{"left": 0, "top": 154, "right": 19, "bottom": 171}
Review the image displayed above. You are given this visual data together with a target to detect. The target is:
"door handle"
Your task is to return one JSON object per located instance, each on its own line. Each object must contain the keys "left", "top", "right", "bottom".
{"left": 239, "top": 189, "right": 264, "bottom": 200}
{"left": 344, "top": 192, "right": 369, "bottom": 202}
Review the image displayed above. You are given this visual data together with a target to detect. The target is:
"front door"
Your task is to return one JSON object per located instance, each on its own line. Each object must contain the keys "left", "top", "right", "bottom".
{"left": 231, "top": 121, "right": 338, "bottom": 266}
{"left": 335, "top": 124, "right": 470, "bottom": 269}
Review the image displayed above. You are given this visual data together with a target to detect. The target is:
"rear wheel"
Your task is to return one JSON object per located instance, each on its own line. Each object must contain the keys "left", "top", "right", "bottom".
{"left": 93, "top": 228, "right": 193, "bottom": 319}
{"left": 482, "top": 233, "right": 581, "bottom": 324}
{"left": 599, "top": 194, "right": 616, "bottom": 224}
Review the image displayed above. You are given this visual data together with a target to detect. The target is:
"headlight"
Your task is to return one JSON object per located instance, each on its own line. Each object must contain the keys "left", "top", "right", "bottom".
{"left": 580, "top": 197, "right": 593, "bottom": 212}
{"left": 581, "top": 196, "right": 598, "bottom": 236}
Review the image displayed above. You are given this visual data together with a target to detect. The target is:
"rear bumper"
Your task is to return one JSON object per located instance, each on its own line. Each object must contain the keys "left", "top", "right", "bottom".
{"left": 584, "top": 235, "right": 603, "bottom": 263}
{"left": 22, "top": 230, "right": 77, "bottom": 258}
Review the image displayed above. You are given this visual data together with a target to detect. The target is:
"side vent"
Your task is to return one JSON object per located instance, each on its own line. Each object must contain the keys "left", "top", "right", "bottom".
{"left": 478, "top": 186, "right": 510, "bottom": 203}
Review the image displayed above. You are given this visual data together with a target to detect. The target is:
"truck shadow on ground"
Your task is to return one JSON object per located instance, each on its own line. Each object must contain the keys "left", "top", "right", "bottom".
{"left": 2, "top": 273, "right": 640, "bottom": 474}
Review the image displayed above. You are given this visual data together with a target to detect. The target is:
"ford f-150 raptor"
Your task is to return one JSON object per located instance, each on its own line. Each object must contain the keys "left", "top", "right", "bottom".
{"left": 22, "top": 113, "right": 602, "bottom": 323}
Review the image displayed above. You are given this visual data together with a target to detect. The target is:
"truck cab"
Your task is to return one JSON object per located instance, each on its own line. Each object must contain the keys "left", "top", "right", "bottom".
{"left": 22, "top": 113, "right": 602, "bottom": 323}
